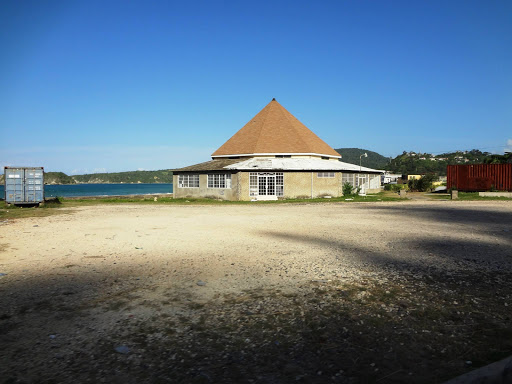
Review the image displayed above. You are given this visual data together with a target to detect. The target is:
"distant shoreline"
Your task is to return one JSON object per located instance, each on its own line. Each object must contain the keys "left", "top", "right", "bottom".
{"left": 43, "top": 182, "right": 173, "bottom": 186}
{"left": 59, "top": 193, "right": 173, "bottom": 200}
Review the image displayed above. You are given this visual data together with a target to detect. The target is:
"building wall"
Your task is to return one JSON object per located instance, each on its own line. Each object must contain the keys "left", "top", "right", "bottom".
{"left": 173, "top": 173, "right": 239, "bottom": 200}
{"left": 174, "top": 171, "right": 381, "bottom": 201}
{"left": 233, "top": 171, "right": 344, "bottom": 200}
{"left": 283, "top": 172, "right": 342, "bottom": 198}
{"left": 238, "top": 172, "right": 250, "bottom": 201}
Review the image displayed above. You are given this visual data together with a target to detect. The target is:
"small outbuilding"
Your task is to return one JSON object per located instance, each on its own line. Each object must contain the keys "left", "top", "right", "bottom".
{"left": 447, "top": 164, "right": 512, "bottom": 191}
{"left": 173, "top": 99, "right": 382, "bottom": 201}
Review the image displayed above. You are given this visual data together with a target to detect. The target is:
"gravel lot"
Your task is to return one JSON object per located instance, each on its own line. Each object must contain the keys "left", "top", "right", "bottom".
{"left": 1, "top": 201, "right": 511, "bottom": 383}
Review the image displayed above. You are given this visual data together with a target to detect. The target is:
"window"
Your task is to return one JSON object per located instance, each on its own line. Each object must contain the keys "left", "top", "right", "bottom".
{"left": 275, "top": 155, "right": 291, "bottom": 158}
{"left": 207, "top": 173, "right": 231, "bottom": 189}
{"left": 276, "top": 173, "right": 284, "bottom": 196}
{"left": 342, "top": 173, "right": 355, "bottom": 186}
{"left": 250, "top": 173, "right": 258, "bottom": 196}
{"left": 356, "top": 174, "right": 369, "bottom": 188}
{"left": 318, "top": 172, "right": 335, "bottom": 178}
{"left": 178, "top": 174, "right": 199, "bottom": 188}
{"left": 321, "top": 156, "right": 329, "bottom": 160}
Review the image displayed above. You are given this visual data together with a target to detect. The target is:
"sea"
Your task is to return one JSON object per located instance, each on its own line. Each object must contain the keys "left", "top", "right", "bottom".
{"left": 0, "top": 183, "right": 173, "bottom": 198}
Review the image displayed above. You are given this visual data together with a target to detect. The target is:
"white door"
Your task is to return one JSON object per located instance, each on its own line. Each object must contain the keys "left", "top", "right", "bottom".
{"left": 250, "top": 172, "right": 283, "bottom": 199}
{"left": 258, "top": 174, "right": 275, "bottom": 195}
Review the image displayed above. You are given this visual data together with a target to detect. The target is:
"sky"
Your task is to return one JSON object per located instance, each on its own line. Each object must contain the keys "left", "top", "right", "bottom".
{"left": 1, "top": 0, "right": 511, "bottom": 174}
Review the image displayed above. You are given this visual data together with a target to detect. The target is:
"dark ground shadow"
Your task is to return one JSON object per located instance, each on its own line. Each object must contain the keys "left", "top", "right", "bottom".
{"left": 1, "top": 203, "right": 511, "bottom": 383}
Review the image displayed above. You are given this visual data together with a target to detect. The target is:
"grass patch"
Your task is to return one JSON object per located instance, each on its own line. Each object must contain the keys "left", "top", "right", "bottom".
{"left": 0, "top": 193, "right": 404, "bottom": 221}
{"left": 0, "top": 199, "right": 72, "bottom": 220}
{"left": 426, "top": 193, "right": 451, "bottom": 200}
{"left": 61, "top": 192, "right": 403, "bottom": 206}
{"left": 456, "top": 192, "right": 512, "bottom": 201}
{"left": 423, "top": 192, "right": 512, "bottom": 201}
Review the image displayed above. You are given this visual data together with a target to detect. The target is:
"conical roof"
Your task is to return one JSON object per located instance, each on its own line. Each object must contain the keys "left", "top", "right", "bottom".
{"left": 211, "top": 99, "right": 341, "bottom": 158}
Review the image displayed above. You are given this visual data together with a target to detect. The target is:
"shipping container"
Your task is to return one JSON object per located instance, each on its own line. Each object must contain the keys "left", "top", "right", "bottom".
{"left": 447, "top": 164, "right": 512, "bottom": 192}
{"left": 4, "top": 167, "right": 45, "bottom": 206}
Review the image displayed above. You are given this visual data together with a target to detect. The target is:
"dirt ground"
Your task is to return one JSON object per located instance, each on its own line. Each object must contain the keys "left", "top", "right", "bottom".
{"left": 1, "top": 201, "right": 511, "bottom": 383}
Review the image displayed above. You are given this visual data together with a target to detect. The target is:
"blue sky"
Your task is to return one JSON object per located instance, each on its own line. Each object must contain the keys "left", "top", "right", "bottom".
{"left": 1, "top": 0, "right": 511, "bottom": 174}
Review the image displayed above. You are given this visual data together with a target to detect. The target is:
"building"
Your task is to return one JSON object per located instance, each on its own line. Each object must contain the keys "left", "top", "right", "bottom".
{"left": 382, "top": 172, "right": 402, "bottom": 184}
{"left": 173, "top": 99, "right": 383, "bottom": 201}
{"left": 447, "top": 164, "right": 512, "bottom": 191}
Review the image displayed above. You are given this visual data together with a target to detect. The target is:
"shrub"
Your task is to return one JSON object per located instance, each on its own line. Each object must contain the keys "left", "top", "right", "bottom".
{"left": 342, "top": 182, "right": 354, "bottom": 196}
{"left": 408, "top": 174, "right": 438, "bottom": 192}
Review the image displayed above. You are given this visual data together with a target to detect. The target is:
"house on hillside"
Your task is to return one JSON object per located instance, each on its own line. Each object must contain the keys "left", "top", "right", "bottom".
{"left": 173, "top": 99, "right": 383, "bottom": 201}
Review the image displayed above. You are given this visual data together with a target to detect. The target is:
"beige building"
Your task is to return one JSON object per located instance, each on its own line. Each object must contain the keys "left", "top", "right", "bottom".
{"left": 173, "top": 99, "right": 382, "bottom": 201}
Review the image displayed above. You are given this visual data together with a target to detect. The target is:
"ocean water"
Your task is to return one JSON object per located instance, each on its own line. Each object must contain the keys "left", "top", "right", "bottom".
{"left": 0, "top": 183, "right": 173, "bottom": 198}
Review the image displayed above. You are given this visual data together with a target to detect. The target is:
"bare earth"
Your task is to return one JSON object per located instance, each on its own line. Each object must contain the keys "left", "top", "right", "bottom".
{"left": 1, "top": 201, "right": 511, "bottom": 383}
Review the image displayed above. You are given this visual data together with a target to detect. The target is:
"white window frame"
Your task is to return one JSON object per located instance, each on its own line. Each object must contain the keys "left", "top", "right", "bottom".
{"left": 342, "top": 173, "right": 356, "bottom": 187}
{"left": 207, "top": 173, "right": 232, "bottom": 189}
{"left": 317, "top": 172, "right": 335, "bottom": 178}
{"left": 276, "top": 173, "right": 284, "bottom": 197}
{"left": 178, "top": 174, "right": 199, "bottom": 188}
{"left": 250, "top": 173, "right": 258, "bottom": 197}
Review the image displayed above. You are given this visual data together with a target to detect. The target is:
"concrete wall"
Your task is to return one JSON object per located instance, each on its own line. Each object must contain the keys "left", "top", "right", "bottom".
{"left": 238, "top": 172, "right": 250, "bottom": 201}
{"left": 173, "top": 173, "right": 239, "bottom": 200}
{"left": 479, "top": 192, "right": 512, "bottom": 198}
{"left": 282, "top": 172, "right": 342, "bottom": 199}
{"left": 174, "top": 171, "right": 381, "bottom": 201}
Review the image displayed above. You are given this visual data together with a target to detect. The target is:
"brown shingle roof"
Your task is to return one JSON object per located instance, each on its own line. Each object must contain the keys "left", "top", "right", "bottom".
{"left": 211, "top": 99, "right": 341, "bottom": 158}
{"left": 173, "top": 159, "right": 242, "bottom": 172}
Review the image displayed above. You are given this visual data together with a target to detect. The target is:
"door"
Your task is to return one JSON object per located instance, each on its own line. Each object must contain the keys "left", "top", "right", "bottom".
{"left": 358, "top": 175, "right": 367, "bottom": 194}
{"left": 249, "top": 172, "right": 283, "bottom": 199}
{"left": 258, "top": 173, "right": 276, "bottom": 196}
{"left": 24, "top": 169, "right": 43, "bottom": 202}
{"left": 6, "top": 169, "right": 24, "bottom": 203}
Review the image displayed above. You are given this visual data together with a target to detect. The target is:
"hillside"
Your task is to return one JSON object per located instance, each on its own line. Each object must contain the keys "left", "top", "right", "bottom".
{"left": 334, "top": 148, "right": 389, "bottom": 170}
{"left": 385, "top": 149, "right": 509, "bottom": 175}
{"left": 45, "top": 172, "right": 76, "bottom": 184}
{"left": 0, "top": 172, "right": 75, "bottom": 185}
{"left": 0, "top": 170, "right": 174, "bottom": 184}
{"left": 72, "top": 169, "right": 174, "bottom": 184}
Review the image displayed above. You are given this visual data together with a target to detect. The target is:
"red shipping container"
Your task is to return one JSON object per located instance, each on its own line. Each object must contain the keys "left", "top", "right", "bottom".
{"left": 447, "top": 164, "right": 512, "bottom": 192}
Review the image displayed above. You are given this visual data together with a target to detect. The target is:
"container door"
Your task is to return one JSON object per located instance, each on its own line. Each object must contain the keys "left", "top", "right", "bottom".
{"left": 24, "top": 169, "right": 35, "bottom": 202}
{"left": 34, "top": 169, "right": 44, "bottom": 201}
{"left": 6, "top": 169, "right": 24, "bottom": 203}
{"left": 23, "top": 169, "right": 43, "bottom": 202}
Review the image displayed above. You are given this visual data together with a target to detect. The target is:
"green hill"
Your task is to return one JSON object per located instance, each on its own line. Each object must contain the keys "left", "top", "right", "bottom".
{"left": 45, "top": 172, "right": 76, "bottom": 184}
{"left": 334, "top": 148, "right": 389, "bottom": 170}
{"left": 0, "top": 172, "right": 76, "bottom": 184}
{"left": 385, "top": 149, "right": 510, "bottom": 176}
{"left": 0, "top": 169, "right": 174, "bottom": 184}
{"left": 72, "top": 169, "right": 174, "bottom": 184}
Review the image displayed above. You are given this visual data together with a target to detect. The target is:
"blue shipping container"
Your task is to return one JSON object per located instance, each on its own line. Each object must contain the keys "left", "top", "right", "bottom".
{"left": 4, "top": 167, "right": 44, "bottom": 205}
